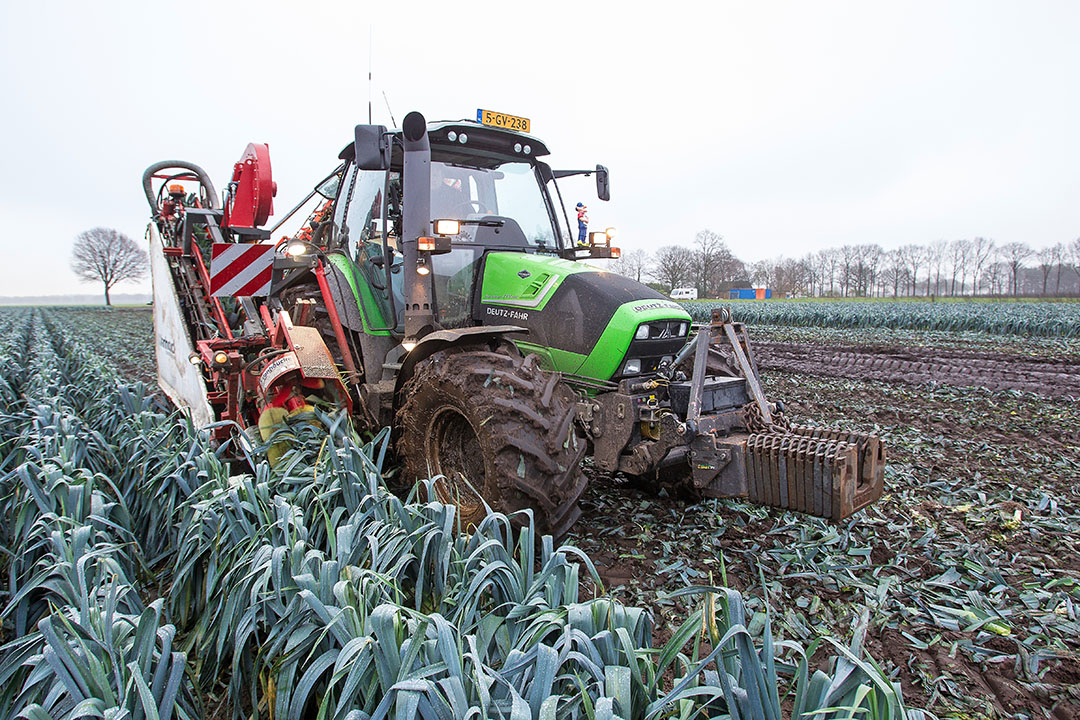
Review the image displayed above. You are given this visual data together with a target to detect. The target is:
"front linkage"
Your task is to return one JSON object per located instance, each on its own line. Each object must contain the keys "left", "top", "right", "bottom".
{"left": 578, "top": 308, "right": 884, "bottom": 521}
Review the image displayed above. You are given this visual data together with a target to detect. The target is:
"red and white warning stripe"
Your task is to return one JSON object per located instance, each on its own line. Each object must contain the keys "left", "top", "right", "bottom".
{"left": 210, "top": 243, "right": 275, "bottom": 297}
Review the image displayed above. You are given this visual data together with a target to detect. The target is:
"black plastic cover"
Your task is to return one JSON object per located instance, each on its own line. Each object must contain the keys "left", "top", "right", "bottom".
{"left": 669, "top": 376, "right": 748, "bottom": 417}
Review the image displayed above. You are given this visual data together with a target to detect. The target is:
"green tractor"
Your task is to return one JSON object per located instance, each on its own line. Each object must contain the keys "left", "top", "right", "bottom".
{"left": 146, "top": 109, "right": 884, "bottom": 537}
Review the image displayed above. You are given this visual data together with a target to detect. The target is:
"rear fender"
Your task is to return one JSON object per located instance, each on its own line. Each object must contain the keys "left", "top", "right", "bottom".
{"left": 392, "top": 325, "right": 526, "bottom": 408}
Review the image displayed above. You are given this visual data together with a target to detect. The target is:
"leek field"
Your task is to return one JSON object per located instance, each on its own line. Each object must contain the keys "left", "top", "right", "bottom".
{"left": 3, "top": 302, "right": 1079, "bottom": 719}
{"left": 0, "top": 307, "right": 912, "bottom": 720}
{"left": 682, "top": 299, "right": 1080, "bottom": 338}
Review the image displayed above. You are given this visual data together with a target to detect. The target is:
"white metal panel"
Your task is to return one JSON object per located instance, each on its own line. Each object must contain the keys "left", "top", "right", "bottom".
{"left": 149, "top": 225, "right": 215, "bottom": 428}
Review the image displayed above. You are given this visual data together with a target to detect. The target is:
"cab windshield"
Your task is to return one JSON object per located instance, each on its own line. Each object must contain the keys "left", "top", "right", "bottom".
{"left": 430, "top": 160, "right": 559, "bottom": 250}
{"left": 335, "top": 155, "right": 566, "bottom": 332}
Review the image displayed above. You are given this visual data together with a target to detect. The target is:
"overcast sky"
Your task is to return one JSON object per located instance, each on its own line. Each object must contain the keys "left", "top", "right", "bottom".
{"left": 1, "top": 0, "right": 1077, "bottom": 297}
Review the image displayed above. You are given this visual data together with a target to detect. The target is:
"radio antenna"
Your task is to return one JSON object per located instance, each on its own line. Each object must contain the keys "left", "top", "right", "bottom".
{"left": 367, "top": 26, "right": 373, "bottom": 124}
{"left": 383, "top": 91, "right": 397, "bottom": 127}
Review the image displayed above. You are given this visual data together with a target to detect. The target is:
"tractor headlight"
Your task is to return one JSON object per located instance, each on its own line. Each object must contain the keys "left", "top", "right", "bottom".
{"left": 635, "top": 324, "right": 650, "bottom": 340}
{"left": 434, "top": 219, "right": 460, "bottom": 236}
{"left": 623, "top": 358, "right": 641, "bottom": 375}
{"left": 678, "top": 323, "right": 688, "bottom": 336}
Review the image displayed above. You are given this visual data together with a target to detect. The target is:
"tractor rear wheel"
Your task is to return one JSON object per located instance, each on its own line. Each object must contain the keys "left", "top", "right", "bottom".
{"left": 396, "top": 347, "right": 587, "bottom": 538}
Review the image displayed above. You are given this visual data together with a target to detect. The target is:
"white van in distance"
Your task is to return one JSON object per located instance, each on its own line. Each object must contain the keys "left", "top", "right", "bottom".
{"left": 670, "top": 287, "right": 698, "bottom": 300}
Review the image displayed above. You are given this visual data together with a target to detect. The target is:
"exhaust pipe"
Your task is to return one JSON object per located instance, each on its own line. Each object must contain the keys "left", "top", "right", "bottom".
{"left": 401, "top": 111, "right": 437, "bottom": 345}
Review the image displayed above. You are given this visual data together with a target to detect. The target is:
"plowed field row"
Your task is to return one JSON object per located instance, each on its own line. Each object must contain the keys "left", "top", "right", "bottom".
{"left": 755, "top": 341, "right": 1080, "bottom": 397}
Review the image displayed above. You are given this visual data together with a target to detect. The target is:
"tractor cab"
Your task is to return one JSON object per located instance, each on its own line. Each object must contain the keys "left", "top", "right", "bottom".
{"left": 329, "top": 115, "right": 615, "bottom": 337}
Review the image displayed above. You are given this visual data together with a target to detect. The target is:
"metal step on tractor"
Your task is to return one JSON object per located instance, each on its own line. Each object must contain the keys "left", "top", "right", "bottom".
{"left": 143, "top": 108, "right": 885, "bottom": 537}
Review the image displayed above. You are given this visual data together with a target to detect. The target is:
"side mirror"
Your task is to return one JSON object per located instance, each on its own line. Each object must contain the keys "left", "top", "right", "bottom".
{"left": 354, "top": 125, "right": 390, "bottom": 170}
{"left": 595, "top": 164, "right": 610, "bottom": 201}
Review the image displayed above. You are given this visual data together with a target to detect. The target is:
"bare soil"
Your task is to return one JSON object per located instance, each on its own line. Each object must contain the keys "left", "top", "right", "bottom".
{"left": 571, "top": 334, "right": 1080, "bottom": 719}
{"left": 754, "top": 340, "right": 1080, "bottom": 398}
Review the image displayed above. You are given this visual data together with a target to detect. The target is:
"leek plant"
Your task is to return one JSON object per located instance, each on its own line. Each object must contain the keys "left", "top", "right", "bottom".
{"left": 0, "top": 309, "right": 919, "bottom": 720}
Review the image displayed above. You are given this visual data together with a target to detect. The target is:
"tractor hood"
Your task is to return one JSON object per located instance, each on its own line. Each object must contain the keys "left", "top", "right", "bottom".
{"left": 476, "top": 253, "right": 692, "bottom": 379}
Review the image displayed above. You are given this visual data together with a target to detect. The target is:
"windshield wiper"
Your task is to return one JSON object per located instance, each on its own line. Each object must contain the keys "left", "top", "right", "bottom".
{"left": 458, "top": 217, "right": 505, "bottom": 227}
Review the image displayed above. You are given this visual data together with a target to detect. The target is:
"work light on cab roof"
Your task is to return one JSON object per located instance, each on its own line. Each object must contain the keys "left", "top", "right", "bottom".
{"left": 142, "top": 106, "right": 885, "bottom": 538}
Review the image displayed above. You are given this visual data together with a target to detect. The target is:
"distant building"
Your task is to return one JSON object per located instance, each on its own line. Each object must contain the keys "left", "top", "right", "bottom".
{"left": 729, "top": 288, "right": 772, "bottom": 300}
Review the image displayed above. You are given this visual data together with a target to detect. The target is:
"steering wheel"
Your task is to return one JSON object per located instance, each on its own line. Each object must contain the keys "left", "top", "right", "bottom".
{"left": 452, "top": 199, "right": 492, "bottom": 215}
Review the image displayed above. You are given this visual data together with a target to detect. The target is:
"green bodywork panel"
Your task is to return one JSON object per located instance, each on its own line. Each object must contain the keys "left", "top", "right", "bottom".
{"left": 479, "top": 253, "right": 590, "bottom": 310}
{"left": 336, "top": 246, "right": 691, "bottom": 383}
{"left": 575, "top": 301, "right": 688, "bottom": 379}
{"left": 325, "top": 252, "right": 394, "bottom": 335}
{"left": 479, "top": 252, "right": 692, "bottom": 381}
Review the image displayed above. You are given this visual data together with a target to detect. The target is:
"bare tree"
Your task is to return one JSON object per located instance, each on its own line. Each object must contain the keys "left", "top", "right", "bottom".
{"left": 985, "top": 261, "right": 1009, "bottom": 296}
{"left": 1068, "top": 237, "right": 1080, "bottom": 295}
{"left": 838, "top": 245, "right": 857, "bottom": 297}
{"left": 843, "top": 245, "right": 867, "bottom": 296}
{"left": 949, "top": 239, "right": 971, "bottom": 296}
{"left": 969, "top": 237, "right": 995, "bottom": 296}
{"left": 612, "top": 248, "right": 652, "bottom": 283}
{"left": 693, "top": 229, "right": 725, "bottom": 298}
{"left": 71, "top": 227, "right": 148, "bottom": 305}
{"left": 708, "top": 243, "right": 746, "bottom": 294}
{"left": 776, "top": 257, "right": 809, "bottom": 297}
{"left": 818, "top": 249, "right": 839, "bottom": 296}
{"left": 1036, "top": 244, "right": 1059, "bottom": 296}
{"left": 861, "top": 244, "right": 883, "bottom": 297}
{"left": 803, "top": 253, "right": 821, "bottom": 297}
{"left": 881, "top": 250, "right": 907, "bottom": 295}
{"left": 927, "top": 240, "right": 947, "bottom": 296}
{"left": 997, "top": 242, "right": 1034, "bottom": 297}
{"left": 1049, "top": 242, "right": 1065, "bottom": 295}
{"left": 896, "top": 244, "right": 925, "bottom": 296}
{"left": 650, "top": 245, "right": 696, "bottom": 292}
{"left": 750, "top": 260, "right": 773, "bottom": 289}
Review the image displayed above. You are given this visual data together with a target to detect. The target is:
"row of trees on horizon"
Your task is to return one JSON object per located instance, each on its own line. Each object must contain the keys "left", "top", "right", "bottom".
{"left": 70, "top": 224, "right": 1080, "bottom": 305}
{"left": 609, "top": 232, "right": 1080, "bottom": 299}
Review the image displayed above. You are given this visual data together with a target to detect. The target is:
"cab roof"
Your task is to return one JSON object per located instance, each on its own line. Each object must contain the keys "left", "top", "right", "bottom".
{"left": 417, "top": 120, "right": 551, "bottom": 169}
{"left": 340, "top": 119, "right": 550, "bottom": 169}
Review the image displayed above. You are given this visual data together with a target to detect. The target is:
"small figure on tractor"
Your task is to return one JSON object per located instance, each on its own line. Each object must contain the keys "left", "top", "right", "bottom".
{"left": 576, "top": 202, "right": 589, "bottom": 246}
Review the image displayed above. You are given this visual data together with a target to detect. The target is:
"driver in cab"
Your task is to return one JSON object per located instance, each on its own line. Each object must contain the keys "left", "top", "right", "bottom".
{"left": 430, "top": 164, "right": 471, "bottom": 220}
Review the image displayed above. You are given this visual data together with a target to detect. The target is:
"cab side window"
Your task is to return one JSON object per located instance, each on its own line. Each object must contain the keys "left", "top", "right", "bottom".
{"left": 344, "top": 169, "right": 387, "bottom": 264}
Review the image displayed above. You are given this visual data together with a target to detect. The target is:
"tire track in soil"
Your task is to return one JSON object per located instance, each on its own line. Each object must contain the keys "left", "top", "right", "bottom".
{"left": 755, "top": 341, "right": 1080, "bottom": 397}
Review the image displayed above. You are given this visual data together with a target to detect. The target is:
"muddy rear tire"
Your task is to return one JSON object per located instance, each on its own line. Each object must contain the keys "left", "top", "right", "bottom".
{"left": 396, "top": 347, "right": 587, "bottom": 538}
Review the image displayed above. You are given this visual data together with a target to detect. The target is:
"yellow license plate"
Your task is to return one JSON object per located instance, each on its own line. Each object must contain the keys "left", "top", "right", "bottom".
{"left": 476, "top": 109, "right": 530, "bottom": 133}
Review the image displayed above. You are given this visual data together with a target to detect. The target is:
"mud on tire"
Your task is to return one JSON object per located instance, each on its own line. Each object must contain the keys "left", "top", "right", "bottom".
{"left": 395, "top": 347, "right": 587, "bottom": 538}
